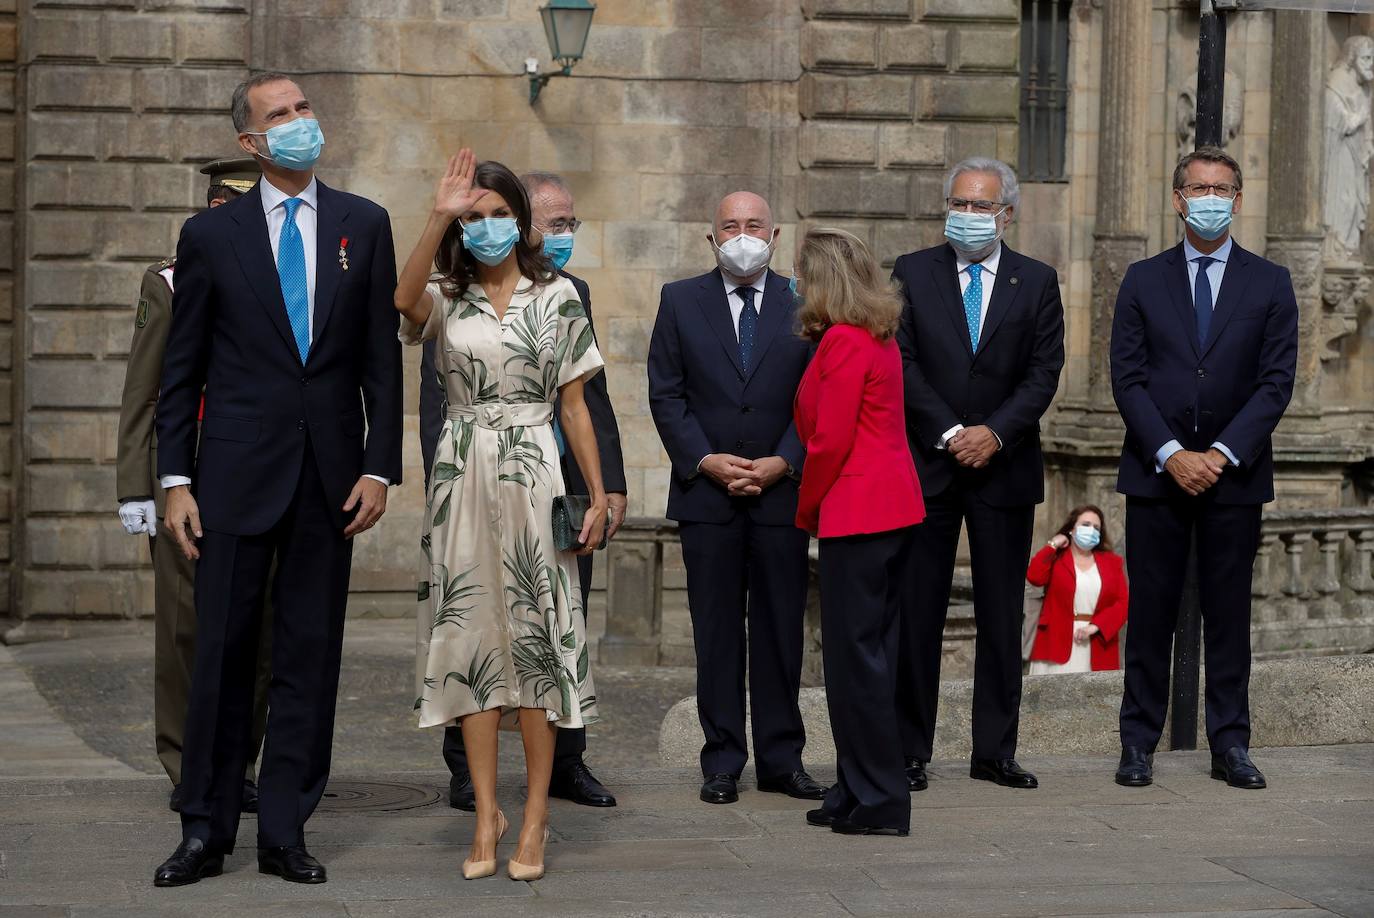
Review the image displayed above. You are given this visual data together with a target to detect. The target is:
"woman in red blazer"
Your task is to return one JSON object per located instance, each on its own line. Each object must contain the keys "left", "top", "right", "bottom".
{"left": 1026, "top": 505, "right": 1128, "bottom": 673}
{"left": 792, "top": 228, "right": 924, "bottom": 838}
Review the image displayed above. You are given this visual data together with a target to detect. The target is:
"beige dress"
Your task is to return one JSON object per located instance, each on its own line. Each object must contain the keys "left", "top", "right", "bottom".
{"left": 400, "top": 274, "right": 603, "bottom": 729}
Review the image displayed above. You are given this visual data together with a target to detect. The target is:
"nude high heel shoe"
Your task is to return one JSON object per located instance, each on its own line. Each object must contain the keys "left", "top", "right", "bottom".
{"left": 507, "top": 826, "right": 550, "bottom": 881}
{"left": 462, "top": 810, "right": 508, "bottom": 880}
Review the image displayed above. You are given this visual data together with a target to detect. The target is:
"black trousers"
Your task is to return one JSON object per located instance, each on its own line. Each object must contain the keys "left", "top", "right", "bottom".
{"left": 679, "top": 515, "right": 810, "bottom": 779}
{"left": 442, "top": 554, "right": 593, "bottom": 776}
{"left": 896, "top": 487, "right": 1034, "bottom": 761}
{"left": 1119, "top": 496, "right": 1261, "bottom": 753}
{"left": 819, "top": 527, "right": 914, "bottom": 831}
{"left": 179, "top": 441, "right": 353, "bottom": 852}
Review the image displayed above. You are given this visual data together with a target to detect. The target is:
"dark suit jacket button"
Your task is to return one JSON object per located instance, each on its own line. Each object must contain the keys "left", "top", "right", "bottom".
{"left": 969, "top": 371, "right": 980, "bottom": 379}
{"left": 1196, "top": 368, "right": 1206, "bottom": 378}
{"left": 735, "top": 440, "right": 744, "bottom": 448}
{"left": 297, "top": 420, "right": 306, "bottom": 431}
{"left": 742, "top": 406, "right": 752, "bottom": 413}
{"left": 300, "top": 376, "right": 309, "bottom": 385}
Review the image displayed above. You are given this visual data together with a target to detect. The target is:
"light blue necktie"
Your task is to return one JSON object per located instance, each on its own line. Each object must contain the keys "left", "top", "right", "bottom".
{"left": 738, "top": 287, "right": 758, "bottom": 371}
{"left": 278, "top": 197, "right": 310, "bottom": 364}
{"left": 964, "top": 263, "right": 983, "bottom": 353}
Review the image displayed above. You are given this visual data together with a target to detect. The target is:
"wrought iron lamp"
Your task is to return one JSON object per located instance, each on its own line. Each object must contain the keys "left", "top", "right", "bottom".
{"left": 528, "top": 0, "right": 596, "bottom": 105}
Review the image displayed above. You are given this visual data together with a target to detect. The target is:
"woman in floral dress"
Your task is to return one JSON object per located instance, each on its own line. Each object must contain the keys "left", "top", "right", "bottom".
{"left": 394, "top": 150, "right": 607, "bottom": 881}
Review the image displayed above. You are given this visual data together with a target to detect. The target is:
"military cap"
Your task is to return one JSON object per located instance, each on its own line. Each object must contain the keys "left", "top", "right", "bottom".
{"left": 199, "top": 156, "right": 261, "bottom": 194}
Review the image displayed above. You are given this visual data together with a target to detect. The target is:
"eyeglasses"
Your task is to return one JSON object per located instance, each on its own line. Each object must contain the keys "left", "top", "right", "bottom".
{"left": 946, "top": 198, "right": 1008, "bottom": 216}
{"left": 543, "top": 218, "right": 582, "bottom": 235}
{"left": 1178, "top": 182, "right": 1239, "bottom": 200}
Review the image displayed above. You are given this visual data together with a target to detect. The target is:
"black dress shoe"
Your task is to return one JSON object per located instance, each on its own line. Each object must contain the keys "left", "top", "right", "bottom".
{"left": 1114, "top": 746, "right": 1154, "bottom": 787}
{"left": 1210, "top": 746, "right": 1267, "bottom": 789}
{"left": 970, "top": 758, "right": 1039, "bottom": 789}
{"left": 699, "top": 774, "right": 739, "bottom": 804}
{"left": 805, "top": 807, "right": 837, "bottom": 827}
{"left": 904, "top": 757, "right": 929, "bottom": 792}
{"left": 258, "top": 845, "right": 327, "bottom": 884}
{"left": 757, "top": 770, "right": 827, "bottom": 800}
{"left": 168, "top": 784, "right": 184, "bottom": 813}
{"left": 153, "top": 838, "right": 223, "bottom": 887}
{"left": 241, "top": 779, "right": 259, "bottom": 814}
{"left": 449, "top": 772, "right": 476, "bottom": 811}
{"left": 831, "top": 818, "right": 909, "bottom": 837}
{"left": 550, "top": 761, "right": 617, "bottom": 807}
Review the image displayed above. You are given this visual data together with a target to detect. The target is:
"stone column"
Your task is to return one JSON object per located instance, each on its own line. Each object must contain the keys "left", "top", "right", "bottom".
{"left": 1264, "top": 10, "right": 1326, "bottom": 408}
{"left": 1088, "top": 0, "right": 1152, "bottom": 405}
{"left": 597, "top": 520, "right": 673, "bottom": 666}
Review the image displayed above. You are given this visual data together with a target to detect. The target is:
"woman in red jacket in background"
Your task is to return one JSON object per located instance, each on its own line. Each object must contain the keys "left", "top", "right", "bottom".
{"left": 792, "top": 228, "right": 924, "bottom": 837}
{"left": 1026, "top": 505, "right": 1128, "bottom": 674}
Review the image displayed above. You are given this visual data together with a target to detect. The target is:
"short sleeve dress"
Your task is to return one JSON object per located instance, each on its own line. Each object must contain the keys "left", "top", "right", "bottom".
{"left": 400, "top": 273, "right": 604, "bottom": 730}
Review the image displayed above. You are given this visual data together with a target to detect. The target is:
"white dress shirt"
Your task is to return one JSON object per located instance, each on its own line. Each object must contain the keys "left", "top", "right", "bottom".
{"left": 937, "top": 243, "right": 1003, "bottom": 450}
{"left": 1154, "top": 235, "right": 1239, "bottom": 472}
{"left": 163, "top": 176, "right": 388, "bottom": 490}
{"left": 722, "top": 274, "right": 768, "bottom": 339}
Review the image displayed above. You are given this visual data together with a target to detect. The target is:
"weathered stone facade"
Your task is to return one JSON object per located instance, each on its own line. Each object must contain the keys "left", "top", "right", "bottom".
{"left": 4, "top": 1, "right": 1374, "bottom": 648}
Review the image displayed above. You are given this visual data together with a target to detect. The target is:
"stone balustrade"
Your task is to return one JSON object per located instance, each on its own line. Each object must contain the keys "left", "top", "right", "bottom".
{"left": 597, "top": 508, "right": 1374, "bottom": 675}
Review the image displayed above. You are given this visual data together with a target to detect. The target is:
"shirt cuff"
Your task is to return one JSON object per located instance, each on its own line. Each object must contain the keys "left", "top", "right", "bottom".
{"left": 363, "top": 474, "right": 391, "bottom": 486}
{"left": 936, "top": 424, "right": 965, "bottom": 450}
{"left": 160, "top": 475, "right": 192, "bottom": 490}
{"left": 1154, "top": 439, "right": 1183, "bottom": 473}
{"left": 692, "top": 455, "right": 709, "bottom": 479}
{"left": 1211, "top": 442, "right": 1239, "bottom": 467}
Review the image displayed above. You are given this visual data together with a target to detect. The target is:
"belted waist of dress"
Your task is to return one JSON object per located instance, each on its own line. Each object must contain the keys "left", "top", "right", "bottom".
{"left": 447, "top": 402, "right": 554, "bottom": 430}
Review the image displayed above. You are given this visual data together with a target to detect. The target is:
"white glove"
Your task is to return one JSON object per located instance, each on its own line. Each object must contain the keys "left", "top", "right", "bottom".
{"left": 118, "top": 500, "right": 158, "bottom": 537}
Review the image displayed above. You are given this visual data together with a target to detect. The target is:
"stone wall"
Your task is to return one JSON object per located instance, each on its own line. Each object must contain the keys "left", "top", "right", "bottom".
{"left": 15, "top": 1, "right": 251, "bottom": 621}
{"left": 6, "top": 1, "right": 809, "bottom": 622}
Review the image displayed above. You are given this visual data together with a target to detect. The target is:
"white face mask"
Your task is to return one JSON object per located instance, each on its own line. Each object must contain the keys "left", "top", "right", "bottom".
{"left": 713, "top": 232, "right": 773, "bottom": 278}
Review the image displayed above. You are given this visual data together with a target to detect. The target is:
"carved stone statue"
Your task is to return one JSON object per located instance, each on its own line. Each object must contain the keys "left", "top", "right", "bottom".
{"left": 1177, "top": 69, "right": 1243, "bottom": 159}
{"left": 1323, "top": 36, "right": 1374, "bottom": 263}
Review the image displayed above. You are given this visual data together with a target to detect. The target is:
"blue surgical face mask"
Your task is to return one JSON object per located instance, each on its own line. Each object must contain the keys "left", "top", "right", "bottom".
{"left": 1182, "top": 194, "right": 1234, "bottom": 241}
{"left": 542, "top": 233, "right": 575, "bottom": 271}
{"left": 1072, "top": 524, "right": 1101, "bottom": 551}
{"left": 788, "top": 274, "right": 803, "bottom": 307}
{"left": 462, "top": 217, "right": 520, "bottom": 266}
{"left": 944, "top": 210, "right": 1002, "bottom": 259}
{"left": 247, "top": 117, "right": 324, "bottom": 171}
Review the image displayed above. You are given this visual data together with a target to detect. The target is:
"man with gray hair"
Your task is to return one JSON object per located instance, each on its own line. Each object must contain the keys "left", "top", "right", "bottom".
{"left": 890, "top": 157, "right": 1064, "bottom": 792}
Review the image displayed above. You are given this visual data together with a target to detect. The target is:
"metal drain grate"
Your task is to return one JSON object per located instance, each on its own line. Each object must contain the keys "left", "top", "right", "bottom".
{"left": 317, "top": 781, "right": 443, "bottom": 813}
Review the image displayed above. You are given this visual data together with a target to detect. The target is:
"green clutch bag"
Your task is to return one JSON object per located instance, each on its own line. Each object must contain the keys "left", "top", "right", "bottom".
{"left": 552, "top": 495, "right": 608, "bottom": 552}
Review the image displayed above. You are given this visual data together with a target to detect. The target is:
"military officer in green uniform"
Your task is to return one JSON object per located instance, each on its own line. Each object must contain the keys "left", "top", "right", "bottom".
{"left": 115, "top": 158, "right": 273, "bottom": 812}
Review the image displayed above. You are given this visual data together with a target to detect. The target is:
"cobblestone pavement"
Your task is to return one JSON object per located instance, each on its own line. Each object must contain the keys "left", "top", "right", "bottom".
{"left": 2, "top": 623, "right": 1372, "bottom": 916}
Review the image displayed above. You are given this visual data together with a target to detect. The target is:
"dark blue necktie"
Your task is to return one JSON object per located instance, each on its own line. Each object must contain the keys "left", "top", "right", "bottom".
{"left": 1193, "top": 255, "right": 1215, "bottom": 347}
{"left": 737, "top": 287, "right": 757, "bottom": 371}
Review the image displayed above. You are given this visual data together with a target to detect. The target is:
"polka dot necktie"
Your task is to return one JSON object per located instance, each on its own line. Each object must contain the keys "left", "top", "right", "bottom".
{"left": 964, "top": 263, "right": 983, "bottom": 353}
{"left": 737, "top": 286, "right": 758, "bottom": 371}
{"left": 278, "top": 197, "right": 311, "bottom": 364}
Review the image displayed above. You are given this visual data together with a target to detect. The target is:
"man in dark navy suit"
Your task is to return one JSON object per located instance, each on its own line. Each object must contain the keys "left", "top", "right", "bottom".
{"left": 153, "top": 74, "right": 401, "bottom": 886}
{"left": 1111, "top": 147, "right": 1297, "bottom": 790}
{"left": 421, "top": 171, "right": 626, "bottom": 810}
{"left": 648, "top": 192, "right": 824, "bottom": 806}
{"left": 891, "top": 158, "right": 1064, "bottom": 792}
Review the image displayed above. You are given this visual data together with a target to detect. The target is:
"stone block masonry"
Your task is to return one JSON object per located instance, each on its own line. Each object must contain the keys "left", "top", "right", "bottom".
{"left": 798, "top": 0, "right": 1020, "bottom": 266}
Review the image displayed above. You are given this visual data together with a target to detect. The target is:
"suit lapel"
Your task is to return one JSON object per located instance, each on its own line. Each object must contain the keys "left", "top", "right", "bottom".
{"left": 973, "top": 246, "right": 1025, "bottom": 358}
{"left": 931, "top": 244, "right": 975, "bottom": 359}
{"left": 1201, "top": 243, "right": 1253, "bottom": 358}
{"left": 743, "top": 270, "right": 789, "bottom": 383}
{"left": 312, "top": 182, "right": 349, "bottom": 351}
{"left": 697, "top": 269, "right": 745, "bottom": 379}
{"left": 1163, "top": 243, "right": 1201, "bottom": 360}
{"left": 228, "top": 182, "right": 299, "bottom": 363}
